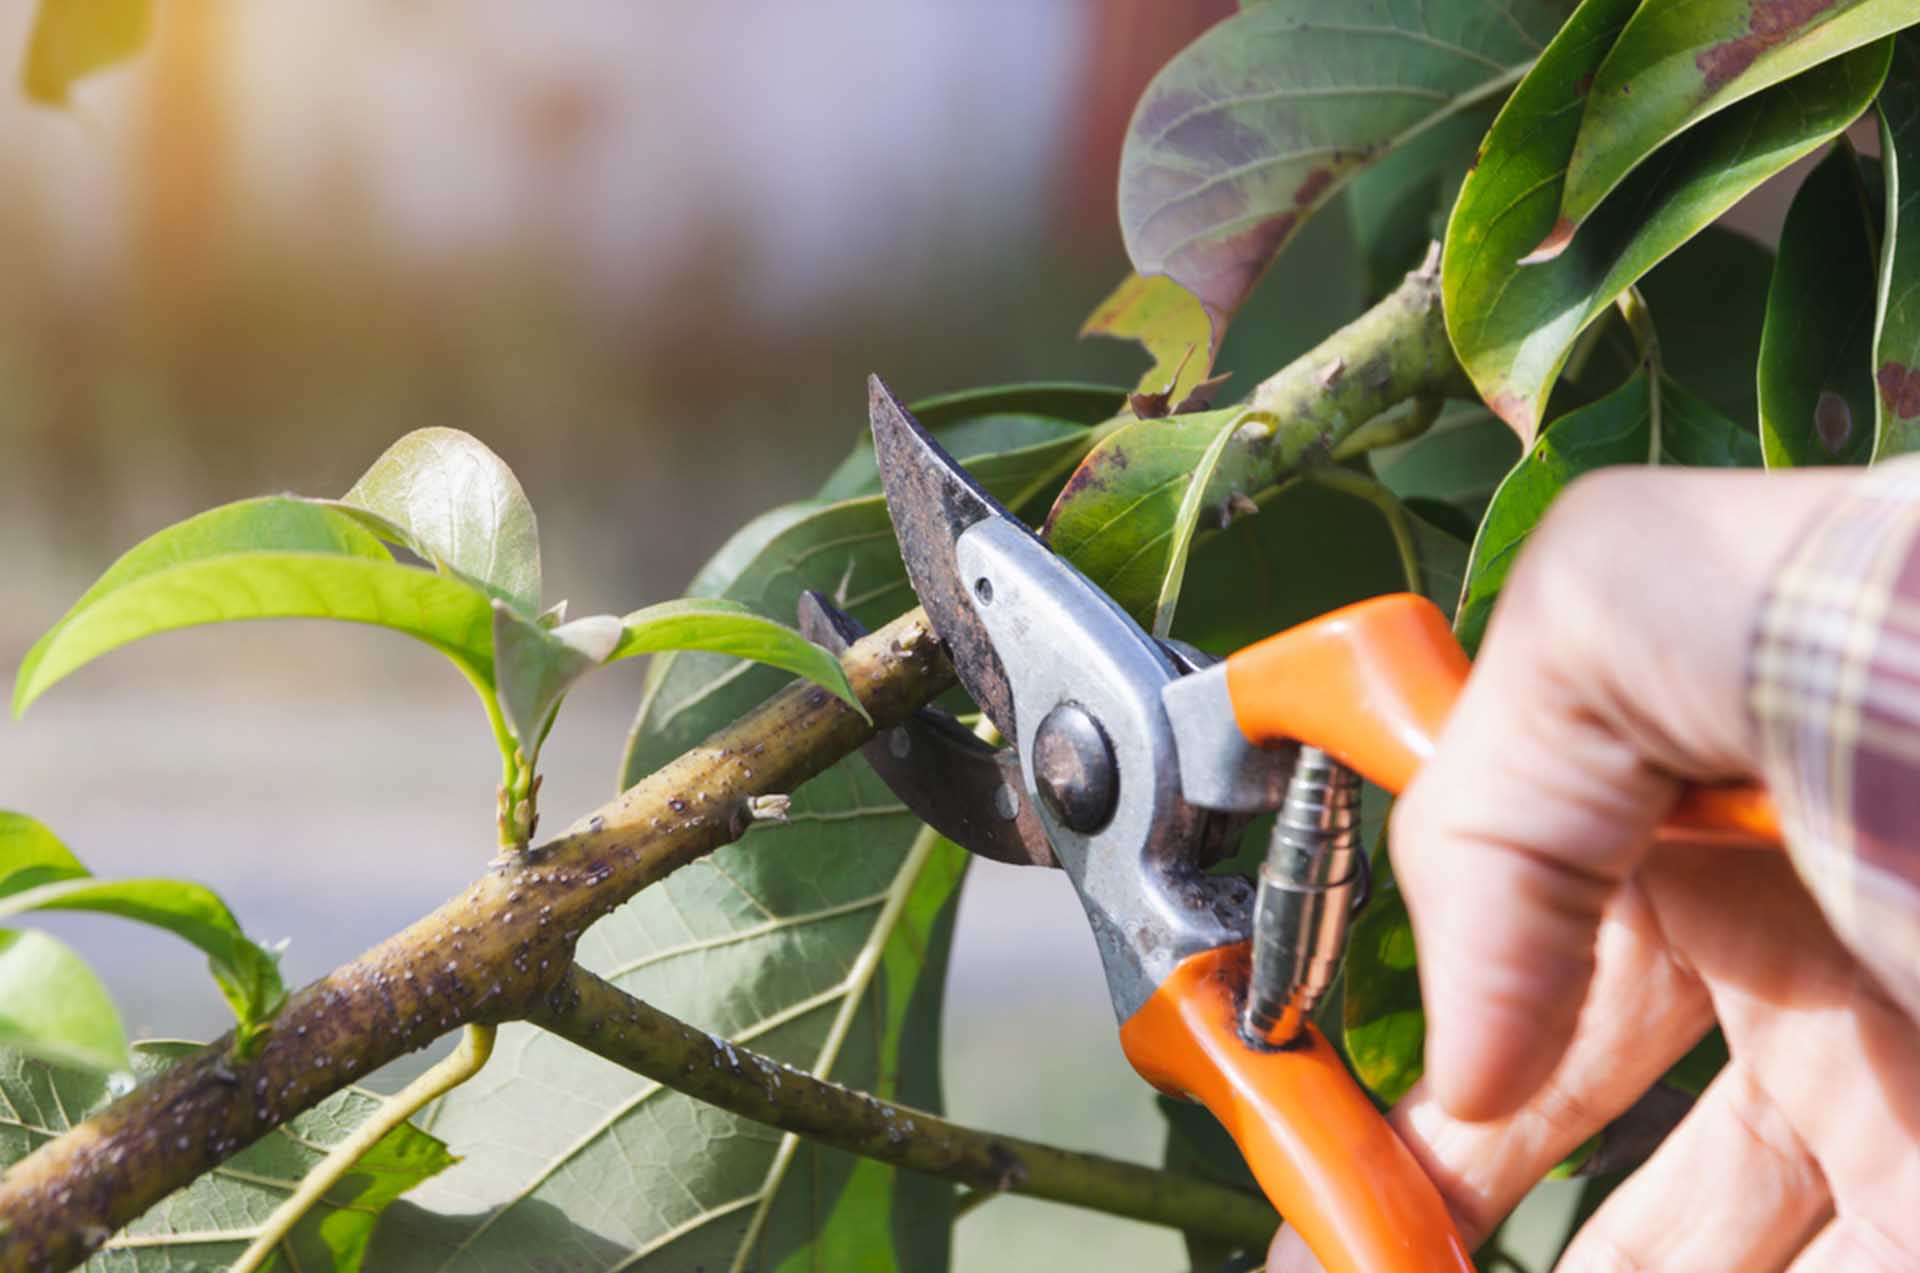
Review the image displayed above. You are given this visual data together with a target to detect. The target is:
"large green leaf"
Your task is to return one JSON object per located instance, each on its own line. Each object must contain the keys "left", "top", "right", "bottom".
{"left": 1760, "top": 145, "right": 1884, "bottom": 467}
{"left": 0, "top": 810, "right": 89, "bottom": 894}
{"left": 1118, "top": 0, "right": 1573, "bottom": 341}
{"left": 1443, "top": 0, "right": 1889, "bottom": 441}
{"left": 14, "top": 498, "right": 497, "bottom": 715}
{"left": 1875, "top": 33, "right": 1920, "bottom": 456}
{"left": 341, "top": 427, "right": 543, "bottom": 616}
{"left": 1637, "top": 227, "right": 1776, "bottom": 427}
{"left": 0, "top": 1041, "right": 453, "bottom": 1271}
{"left": 372, "top": 400, "right": 1104, "bottom": 1270}
{"left": 0, "top": 930, "right": 127, "bottom": 1075}
{"left": 1552, "top": 0, "right": 1916, "bottom": 242}
{"left": 20, "top": 0, "right": 150, "bottom": 106}
{"left": 1457, "top": 372, "right": 1762, "bottom": 653}
{"left": 1342, "top": 853, "right": 1424, "bottom": 1106}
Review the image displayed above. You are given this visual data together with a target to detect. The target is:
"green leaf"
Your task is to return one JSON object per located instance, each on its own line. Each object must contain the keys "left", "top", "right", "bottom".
{"left": 1118, "top": 0, "right": 1572, "bottom": 340}
{"left": 1080, "top": 273, "right": 1218, "bottom": 403}
{"left": 1042, "top": 408, "right": 1272, "bottom": 626}
{"left": 1368, "top": 403, "right": 1523, "bottom": 520}
{"left": 15, "top": 499, "right": 499, "bottom": 716}
{"left": 0, "top": 1040, "right": 454, "bottom": 1270}
{"left": 1552, "top": 0, "right": 1915, "bottom": 242}
{"left": 0, "top": 875, "right": 285, "bottom": 1051}
{"left": 1456, "top": 372, "right": 1761, "bottom": 653}
{"left": 1760, "top": 145, "right": 1884, "bottom": 466}
{"left": 1342, "top": 853, "right": 1424, "bottom": 1106}
{"left": 341, "top": 426, "right": 543, "bottom": 616}
{"left": 1345, "top": 108, "right": 1490, "bottom": 299}
{"left": 1874, "top": 32, "right": 1920, "bottom": 456}
{"left": 815, "top": 382, "right": 1121, "bottom": 504}
{"left": 20, "top": 0, "right": 150, "bottom": 106}
{"left": 611, "top": 598, "right": 866, "bottom": 720}
{"left": 374, "top": 414, "right": 1096, "bottom": 1270}
{"left": 489, "top": 607, "right": 623, "bottom": 757}
{"left": 0, "top": 810, "right": 89, "bottom": 895}
{"left": 0, "top": 930, "right": 128, "bottom": 1075}
{"left": 1442, "top": 0, "right": 1889, "bottom": 441}
{"left": 1638, "top": 226, "right": 1776, "bottom": 426}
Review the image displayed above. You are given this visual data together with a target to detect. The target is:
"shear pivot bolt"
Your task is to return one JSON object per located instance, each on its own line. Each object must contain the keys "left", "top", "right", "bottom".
{"left": 1032, "top": 703, "right": 1116, "bottom": 832}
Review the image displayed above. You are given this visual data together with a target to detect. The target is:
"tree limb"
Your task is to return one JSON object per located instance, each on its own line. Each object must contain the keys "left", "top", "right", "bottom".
{"left": 531, "top": 965, "right": 1279, "bottom": 1250}
{"left": 0, "top": 253, "right": 1468, "bottom": 1273}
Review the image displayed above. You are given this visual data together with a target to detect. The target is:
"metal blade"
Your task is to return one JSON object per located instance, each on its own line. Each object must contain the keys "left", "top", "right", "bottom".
{"left": 798, "top": 591, "right": 1056, "bottom": 868}
{"left": 869, "top": 374, "right": 1038, "bottom": 742}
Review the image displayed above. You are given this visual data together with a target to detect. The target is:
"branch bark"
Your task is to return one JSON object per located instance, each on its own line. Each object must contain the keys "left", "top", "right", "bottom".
{"left": 0, "top": 253, "right": 1467, "bottom": 1273}
{"left": 531, "top": 965, "right": 1279, "bottom": 1250}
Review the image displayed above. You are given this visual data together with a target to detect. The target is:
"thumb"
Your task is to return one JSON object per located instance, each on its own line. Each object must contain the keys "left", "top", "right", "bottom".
{"left": 1391, "top": 467, "right": 1848, "bottom": 1123}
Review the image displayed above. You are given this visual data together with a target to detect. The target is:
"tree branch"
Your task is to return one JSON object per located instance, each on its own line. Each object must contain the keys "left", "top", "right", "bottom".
{"left": 531, "top": 965, "right": 1279, "bottom": 1250}
{"left": 0, "top": 611, "right": 949, "bottom": 1273}
{"left": 0, "top": 253, "right": 1470, "bottom": 1273}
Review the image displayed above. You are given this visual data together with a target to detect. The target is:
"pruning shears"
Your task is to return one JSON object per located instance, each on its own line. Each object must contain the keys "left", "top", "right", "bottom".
{"left": 806, "top": 378, "right": 1779, "bottom": 1272}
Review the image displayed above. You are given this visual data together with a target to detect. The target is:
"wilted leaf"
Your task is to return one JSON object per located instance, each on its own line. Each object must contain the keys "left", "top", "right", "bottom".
{"left": 341, "top": 427, "right": 543, "bottom": 616}
{"left": 13, "top": 497, "right": 499, "bottom": 716}
{"left": 1443, "top": 0, "right": 1888, "bottom": 441}
{"left": 1875, "top": 32, "right": 1920, "bottom": 456}
{"left": 1551, "top": 0, "right": 1915, "bottom": 246}
{"left": 1119, "top": 0, "right": 1572, "bottom": 341}
{"left": 1760, "top": 145, "right": 1883, "bottom": 466}
{"left": 1457, "top": 372, "right": 1761, "bottom": 653}
{"left": 610, "top": 598, "right": 865, "bottom": 719}
{"left": 0, "top": 1041, "right": 454, "bottom": 1271}
{"left": 1080, "top": 272, "right": 1217, "bottom": 404}
{"left": 20, "top": 0, "right": 150, "bottom": 106}
{"left": 0, "top": 930, "right": 127, "bottom": 1075}
{"left": 0, "top": 815, "right": 285, "bottom": 1049}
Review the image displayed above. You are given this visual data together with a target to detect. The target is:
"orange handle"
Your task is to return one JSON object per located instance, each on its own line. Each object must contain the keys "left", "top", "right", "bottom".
{"left": 1222, "top": 594, "right": 1779, "bottom": 845}
{"left": 1120, "top": 943, "right": 1474, "bottom": 1273}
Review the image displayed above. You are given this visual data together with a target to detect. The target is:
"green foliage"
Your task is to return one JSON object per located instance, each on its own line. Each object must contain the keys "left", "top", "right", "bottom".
{"left": 1636, "top": 228, "right": 1775, "bottom": 427}
{"left": 0, "top": 1041, "right": 453, "bottom": 1271}
{"left": 0, "top": 930, "right": 128, "bottom": 1076}
{"left": 1119, "top": 0, "right": 1573, "bottom": 340}
{"left": 610, "top": 598, "right": 865, "bottom": 720}
{"left": 20, "top": 0, "right": 149, "bottom": 106}
{"left": 1457, "top": 372, "right": 1762, "bottom": 652}
{"left": 1555, "top": 0, "right": 1913, "bottom": 236}
{"left": 0, "top": 812, "right": 284, "bottom": 1063}
{"left": 1443, "top": 0, "right": 1889, "bottom": 440}
{"left": 1761, "top": 146, "right": 1884, "bottom": 467}
{"left": 369, "top": 389, "right": 1114, "bottom": 1270}
{"left": 1876, "top": 33, "right": 1920, "bottom": 456}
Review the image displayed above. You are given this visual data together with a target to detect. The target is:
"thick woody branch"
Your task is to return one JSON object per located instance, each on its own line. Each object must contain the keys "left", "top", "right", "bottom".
{"left": 0, "top": 255, "right": 1468, "bottom": 1273}
{"left": 532, "top": 965, "right": 1279, "bottom": 1250}
{"left": 0, "top": 611, "right": 950, "bottom": 1273}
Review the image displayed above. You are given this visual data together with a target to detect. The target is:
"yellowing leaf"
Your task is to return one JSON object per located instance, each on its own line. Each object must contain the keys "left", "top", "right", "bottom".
{"left": 1081, "top": 272, "right": 1215, "bottom": 404}
{"left": 20, "top": 0, "right": 151, "bottom": 106}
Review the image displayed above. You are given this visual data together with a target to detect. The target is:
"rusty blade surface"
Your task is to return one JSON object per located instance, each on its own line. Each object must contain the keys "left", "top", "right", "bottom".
{"left": 869, "top": 374, "right": 1039, "bottom": 743}
{"left": 798, "top": 590, "right": 1056, "bottom": 868}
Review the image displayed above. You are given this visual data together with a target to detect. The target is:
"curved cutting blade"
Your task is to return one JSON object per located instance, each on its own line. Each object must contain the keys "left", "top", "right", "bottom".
{"left": 869, "top": 374, "right": 1041, "bottom": 743}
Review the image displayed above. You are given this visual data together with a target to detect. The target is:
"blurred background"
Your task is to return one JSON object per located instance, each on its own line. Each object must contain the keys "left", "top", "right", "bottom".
{"left": 0, "top": 2, "right": 1832, "bottom": 1267}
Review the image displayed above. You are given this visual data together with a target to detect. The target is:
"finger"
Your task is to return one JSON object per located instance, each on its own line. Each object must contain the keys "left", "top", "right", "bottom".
{"left": 1786, "top": 1216, "right": 1914, "bottom": 1272}
{"left": 1646, "top": 848, "right": 1920, "bottom": 1252}
{"left": 1387, "top": 879, "right": 1713, "bottom": 1244}
{"left": 1267, "top": 880, "right": 1715, "bottom": 1273}
{"left": 1394, "top": 468, "right": 1854, "bottom": 1123}
{"left": 1557, "top": 1059, "right": 1828, "bottom": 1272}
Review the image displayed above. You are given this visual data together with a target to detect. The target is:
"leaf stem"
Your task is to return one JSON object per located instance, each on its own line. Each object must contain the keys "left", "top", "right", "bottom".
{"left": 229, "top": 1024, "right": 496, "bottom": 1273}
{"left": 1305, "top": 468, "right": 1426, "bottom": 594}
{"left": 529, "top": 965, "right": 1279, "bottom": 1250}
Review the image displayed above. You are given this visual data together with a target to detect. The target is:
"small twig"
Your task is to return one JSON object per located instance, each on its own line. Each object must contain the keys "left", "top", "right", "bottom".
{"left": 1330, "top": 396, "right": 1444, "bottom": 462}
{"left": 530, "top": 965, "right": 1279, "bottom": 1250}
{"left": 230, "top": 1023, "right": 496, "bottom": 1273}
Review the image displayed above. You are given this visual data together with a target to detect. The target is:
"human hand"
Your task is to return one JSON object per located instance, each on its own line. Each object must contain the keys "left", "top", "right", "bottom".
{"left": 1271, "top": 467, "right": 1920, "bottom": 1269}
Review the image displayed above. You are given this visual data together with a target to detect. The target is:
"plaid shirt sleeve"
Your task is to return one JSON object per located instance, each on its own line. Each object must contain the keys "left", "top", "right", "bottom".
{"left": 1750, "top": 459, "right": 1920, "bottom": 1023}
